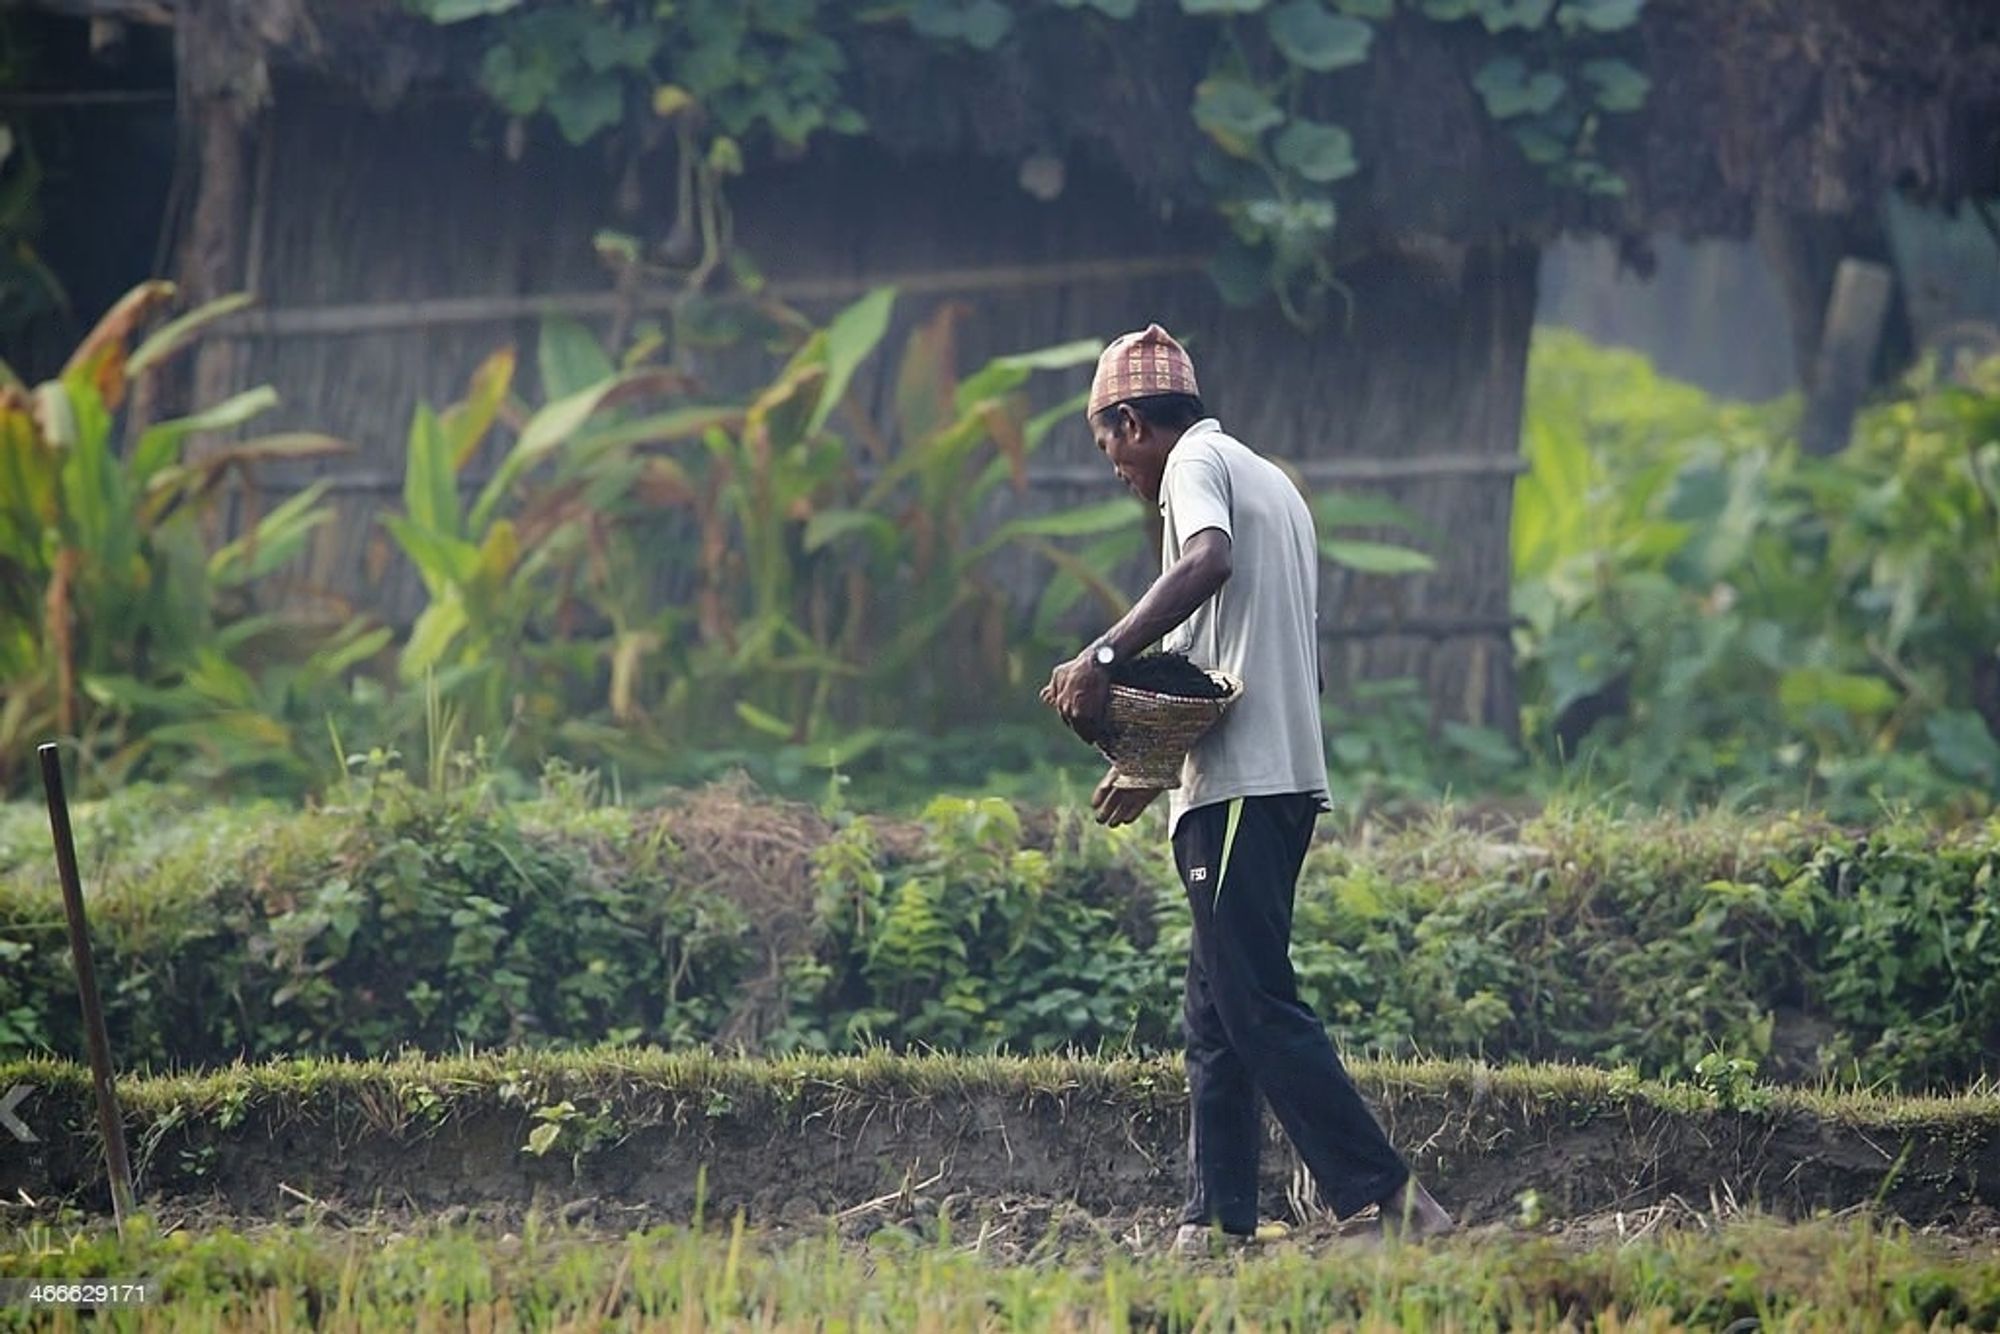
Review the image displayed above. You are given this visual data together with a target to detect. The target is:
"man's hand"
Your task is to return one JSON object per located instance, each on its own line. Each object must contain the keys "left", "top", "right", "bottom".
{"left": 1091, "top": 768, "right": 1163, "bottom": 827}
{"left": 1041, "top": 650, "right": 1112, "bottom": 743}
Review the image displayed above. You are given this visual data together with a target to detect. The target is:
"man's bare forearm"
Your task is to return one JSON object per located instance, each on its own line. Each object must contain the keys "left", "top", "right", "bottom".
{"left": 1095, "top": 530, "right": 1232, "bottom": 660}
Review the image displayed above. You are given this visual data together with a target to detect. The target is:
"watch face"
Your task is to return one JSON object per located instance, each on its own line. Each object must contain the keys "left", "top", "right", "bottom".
{"left": 1095, "top": 645, "right": 1116, "bottom": 667}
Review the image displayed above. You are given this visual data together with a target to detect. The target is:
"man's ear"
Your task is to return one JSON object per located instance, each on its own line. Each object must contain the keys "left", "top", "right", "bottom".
{"left": 1117, "top": 403, "right": 1141, "bottom": 441}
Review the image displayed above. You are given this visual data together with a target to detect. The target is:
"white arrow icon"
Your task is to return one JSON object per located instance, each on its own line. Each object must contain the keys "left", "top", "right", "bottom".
{"left": 0, "top": 1084, "right": 35, "bottom": 1144}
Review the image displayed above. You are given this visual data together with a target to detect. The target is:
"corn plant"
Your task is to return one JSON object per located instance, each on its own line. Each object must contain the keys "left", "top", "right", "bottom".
{"left": 0, "top": 282, "right": 364, "bottom": 793}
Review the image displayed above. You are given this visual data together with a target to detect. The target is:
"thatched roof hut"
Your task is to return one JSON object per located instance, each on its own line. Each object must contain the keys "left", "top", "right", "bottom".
{"left": 15, "top": 0, "right": 2000, "bottom": 732}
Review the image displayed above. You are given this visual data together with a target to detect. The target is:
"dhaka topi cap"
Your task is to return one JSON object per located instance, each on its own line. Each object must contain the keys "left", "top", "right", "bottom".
{"left": 1087, "top": 323, "right": 1200, "bottom": 419}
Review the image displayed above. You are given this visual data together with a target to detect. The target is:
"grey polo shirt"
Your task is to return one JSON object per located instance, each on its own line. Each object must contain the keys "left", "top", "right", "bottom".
{"left": 1158, "top": 419, "right": 1332, "bottom": 836}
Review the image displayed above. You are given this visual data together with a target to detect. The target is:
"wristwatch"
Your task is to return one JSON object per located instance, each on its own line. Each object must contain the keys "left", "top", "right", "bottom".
{"left": 1092, "top": 643, "right": 1117, "bottom": 669}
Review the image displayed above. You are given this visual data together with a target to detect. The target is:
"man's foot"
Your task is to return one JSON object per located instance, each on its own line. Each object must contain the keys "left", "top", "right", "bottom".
{"left": 1171, "top": 1221, "right": 1290, "bottom": 1257}
{"left": 1376, "top": 1176, "right": 1455, "bottom": 1241}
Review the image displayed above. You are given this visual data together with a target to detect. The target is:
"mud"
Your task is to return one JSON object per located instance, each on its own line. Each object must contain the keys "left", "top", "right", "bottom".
{"left": 5, "top": 1071, "right": 1996, "bottom": 1237}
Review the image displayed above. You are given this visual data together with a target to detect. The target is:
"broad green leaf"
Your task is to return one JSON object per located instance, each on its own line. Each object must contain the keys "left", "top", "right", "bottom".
{"left": 1334, "top": 0, "right": 1394, "bottom": 15}
{"left": 135, "top": 386, "right": 280, "bottom": 468}
{"left": 208, "top": 480, "right": 334, "bottom": 586}
{"left": 810, "top": 286, "right": 896, "bottom": 437}
{"left": 1273, "top": 119, "right": 1358, "bottom": 183}
{"left": 472, "top": 369, "right": 667, "bottom": 531}
{"left": 908, "top": 0, "right": 1014, "bottom": 48}
{"left": 299, "top": 619, "right": 393, "bottom": 688}
{"left": 1580, "top": 58, "right": 1651, "bottom": 112}
{"left": 410, "top": 0, "right": 523, "bottom": 20}
{"left": 1182, "top": 0, "right": 1266, "bottom": 10}
{"left": 538, "top": 317, "right": 616, "bottom": 403}
{"left": 547, "top": 72, "right": 626, "bottom": 145}
{"left": 980, "top": 497, "right": 1142, "bottom": 557}
{"left": 948, "top": 364, "right": 1033, "bottom": 420}
{"left": 382, "top": 514, "right": 480, "bottom": 596}
{"left": 1023, "top": 391, "right": 1090, "bottom": 455}
{"left": 1193, "top": 77, "right": 1283, "bottom": 158}
{"left": 1268, "top": 2, "right": 1373, "bottom": 72}
{"left": 475, "top": 518, "right": 520, "bottom": 589}
{"left": 1511, "top": 125, "right": 1569, "bottom": 165}
{"left": 1927, "top": 710, "right": 2000, "bottom": 783}
{"left": 803, "top": 508, "right": 901, "bottom": 555}
{"left": 1476, "top": 0, "right": 1555, "bottom": 31}
{"left": 1557, "top": 0, "right": 1644, "bottom": 32}
{"left": 1472, "top": 57, "right": 1568, "bottom": 119}
{"left": 1419, "top": 0, "right": 1479, "bottom": 16}
{"left": 570, "top": 405, "right": 743, "bottom": 452}
{"left": 807, "top": 726, "right": 890, "bottom": 769}
{"left": 1444, "top": 721, "right": 1520, "bottom": 768}
{"left": 127, "top": 293, "right": 254, "bottom": 377}
{"left": 440, "top": 347, "right": 517, "bottom": 469}
{"left": 1313, "top": 489, "right": 1427, "bottom": 534}
{"left": 403, "top": 403, "right": 460, "bottom": 540}
{"left": 1777, "top": 667, "right": 1897, "bottom": 721}
{"left": 1033, "top": 530, "right": 1143, "bottom": 635}
{"left": 399, "top": 594, "right": 470, "bottom": 680}
{"left": 1320, "top": 538, "right": 1436, "bottom": 573}
{"left": 983, "top": 339, "right": 1105, "bottom": 377}
{"left": 959, "top": 0, "right": 1014, "bottom": 48}
{"left": 736, "top": 700, "right": 796, "bottom": 739}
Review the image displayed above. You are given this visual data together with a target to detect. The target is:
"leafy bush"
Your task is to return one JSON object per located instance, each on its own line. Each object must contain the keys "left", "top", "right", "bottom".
{"left": 0, "top": 284, "right": 382, "bottom": 796}
{"left": 3, "top": 781, "right": 1998, "bottom": 1090}
{"left": 376, "top": 289, "right": 1136, "bottom": 794}
{"left": 1513, "top": 332, "right": 2000, "bottom": 816}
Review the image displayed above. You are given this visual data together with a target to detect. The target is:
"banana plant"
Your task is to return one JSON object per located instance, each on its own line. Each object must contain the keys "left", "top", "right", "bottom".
{"left": 0, "top": 282, "right": 352, "bottom": 793}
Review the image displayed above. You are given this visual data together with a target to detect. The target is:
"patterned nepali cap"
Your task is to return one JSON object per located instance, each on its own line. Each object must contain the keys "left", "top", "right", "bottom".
{"left": 1087, "top": 323, "right": 1200, "bottom": 418}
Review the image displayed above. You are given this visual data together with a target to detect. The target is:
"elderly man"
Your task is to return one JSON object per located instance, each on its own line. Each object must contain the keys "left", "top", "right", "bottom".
{"left": 1044, "top": 324, "right": 1453, "bottom": 1250}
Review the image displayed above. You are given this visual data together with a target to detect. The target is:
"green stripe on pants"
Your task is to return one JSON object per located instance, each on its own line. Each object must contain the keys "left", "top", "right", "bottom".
{"left": 1216, "top": 798, "right": 1244, "bottom": 901}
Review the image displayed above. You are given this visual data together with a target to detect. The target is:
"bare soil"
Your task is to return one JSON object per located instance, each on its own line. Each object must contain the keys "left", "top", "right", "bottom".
{"left": 5, "top": 1070, "right": 1997, "bottom": 1240}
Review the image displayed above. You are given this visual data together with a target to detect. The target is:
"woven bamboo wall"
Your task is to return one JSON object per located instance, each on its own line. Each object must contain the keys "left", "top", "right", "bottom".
{"left": 208, "top": 92, "right": 1531, "bottom": 730}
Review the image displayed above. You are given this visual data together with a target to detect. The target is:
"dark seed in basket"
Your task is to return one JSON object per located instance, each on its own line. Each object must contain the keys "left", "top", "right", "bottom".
{"left": 1110, "top": 651, "right": 1228, "bottom": 699}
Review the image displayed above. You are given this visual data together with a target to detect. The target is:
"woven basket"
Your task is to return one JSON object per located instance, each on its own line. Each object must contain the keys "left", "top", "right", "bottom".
{"left": 1095, "top": 670, "right": 1243, "bottom": 790}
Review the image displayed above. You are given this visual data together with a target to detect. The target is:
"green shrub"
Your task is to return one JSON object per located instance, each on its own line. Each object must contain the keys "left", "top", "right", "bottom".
{"left": 3, "top": 782, "right": 1998, "bottom": 1090}
{"left": 1513, "top": 332, "right": 2000, "bottom": 817}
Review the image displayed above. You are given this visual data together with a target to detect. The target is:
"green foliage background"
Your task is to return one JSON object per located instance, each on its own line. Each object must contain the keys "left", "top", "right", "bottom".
{"left": 402, "top": 0, "right": 1651, "bottom": 321}
{"left": 4, "top": 777, "right": 1998, "bottom": 1092}
{"left": 1512, "top": 333, "right": 2000, "bottom": 817}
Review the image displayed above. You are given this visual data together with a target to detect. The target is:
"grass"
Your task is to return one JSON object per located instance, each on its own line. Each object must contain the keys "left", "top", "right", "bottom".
{"left": 7, "top": 1046, "right": 2000, "bottom": 1136}
{"left": 2, "top": 1212, "right": 1997, "bottom": 1331}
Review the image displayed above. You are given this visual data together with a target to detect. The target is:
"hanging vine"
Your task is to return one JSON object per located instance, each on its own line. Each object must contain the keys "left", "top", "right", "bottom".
{"left": 404, "top": 0, "right": 1650, "bottom": 326}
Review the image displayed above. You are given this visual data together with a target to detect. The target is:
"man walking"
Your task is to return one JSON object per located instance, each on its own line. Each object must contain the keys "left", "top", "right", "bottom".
{"left": 1044, "top": 324, "right": 1453, "bottom": 1250}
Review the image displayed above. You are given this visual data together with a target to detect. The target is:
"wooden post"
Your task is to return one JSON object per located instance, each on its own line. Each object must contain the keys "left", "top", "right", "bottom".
{"left": 183, "top": 94, "right": 253, "bottom": 419}
{"left": 36, "top": 743, "right": 137, "bottom": 1236}
{"left": 1801, "top": 258, "right": 1894, "bottom": 456}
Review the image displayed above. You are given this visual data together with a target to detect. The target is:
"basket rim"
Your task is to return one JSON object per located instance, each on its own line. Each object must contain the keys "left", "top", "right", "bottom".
{"left": 1105, "top": 668, "right": 1242, "bottom": 706}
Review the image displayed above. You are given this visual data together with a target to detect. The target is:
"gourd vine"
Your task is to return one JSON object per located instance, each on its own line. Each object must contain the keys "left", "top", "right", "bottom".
{"left": 405, "top": 0, "right": 1649, "bottom": 326}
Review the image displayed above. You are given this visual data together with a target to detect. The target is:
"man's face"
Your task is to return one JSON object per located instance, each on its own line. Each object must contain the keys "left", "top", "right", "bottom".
{"left": 1092, "top": 407, "right": 1161, "bottom": 505}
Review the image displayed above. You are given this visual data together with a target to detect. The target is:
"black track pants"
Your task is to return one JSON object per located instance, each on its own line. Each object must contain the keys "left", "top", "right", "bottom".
{"left": 1172, "top": 792, "right": 1410, "bottom": 1232}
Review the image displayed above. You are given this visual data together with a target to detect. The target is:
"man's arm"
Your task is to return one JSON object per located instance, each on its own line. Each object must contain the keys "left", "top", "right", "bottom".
{"left": 1043, "top": 528, "right": 1232, "bottom": 741}
{"left": 1098, "top": 528, "right": 1232, "bottom": 660}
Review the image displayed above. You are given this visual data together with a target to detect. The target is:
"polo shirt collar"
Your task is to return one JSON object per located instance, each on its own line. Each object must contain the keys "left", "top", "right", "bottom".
{"left": 1159, "top": 418, "right": 1223, "bottom": 513}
